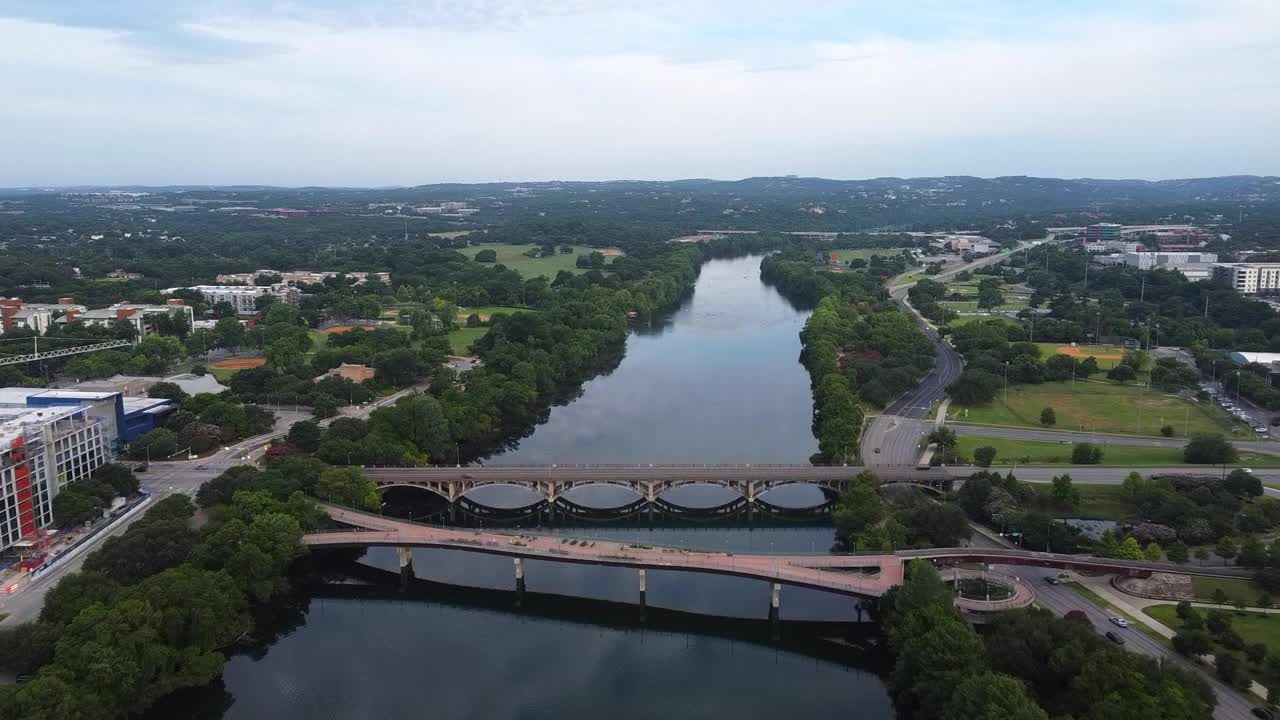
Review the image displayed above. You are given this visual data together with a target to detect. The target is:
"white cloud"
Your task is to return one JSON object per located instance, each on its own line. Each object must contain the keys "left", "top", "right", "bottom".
{"left": 1, "top": 1, "right": 1277, "bottom": 185}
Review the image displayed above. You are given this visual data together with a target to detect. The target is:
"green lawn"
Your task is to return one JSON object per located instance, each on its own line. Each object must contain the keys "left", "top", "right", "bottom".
{"left": 1148, "top": 603, "right": 1280, "bottom": 654}
{"left": 946, "top": 314, "right": 1020, "bottom": 327}
{"left": 1068, "top": 583, "right": 1173, "bottom": 648}
{"left": 447, "top": 327, "right": 489, "bottom": 356}
{"left": 951, "top": 381, "right": 1240, "bottom": 437}
{"left": 940, "top": 300, "right": 1029, "bottom": 311}
{"left": 210, "top": 367, "right": 238, "bottom": 383}
{"left": 456, "top": 306, "right": 531, "bottom": 321}
{"left": 829, "top": 248, "right": 907, "bottom": 263}
{"left": 956, "top": 436, "right": 1280, "bottom": 468}
{"left": 1190, "top": 577, "right": 1269, "bottom": 605}
{"left": 470, "top": 243, "right": 608, "bottom": 278}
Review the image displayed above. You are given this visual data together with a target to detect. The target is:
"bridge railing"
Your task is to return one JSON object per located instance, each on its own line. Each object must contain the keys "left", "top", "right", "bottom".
{"left": 304, "top": 527, "right": 895, "bottom": 595}
{"left": 312, "top": 501, "right": 888, "bottom": 557}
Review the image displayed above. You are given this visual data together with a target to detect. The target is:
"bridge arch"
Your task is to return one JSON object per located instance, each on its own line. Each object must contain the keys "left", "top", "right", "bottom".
{"left": 375, "top": 482, "right": 454, "bottom": 503}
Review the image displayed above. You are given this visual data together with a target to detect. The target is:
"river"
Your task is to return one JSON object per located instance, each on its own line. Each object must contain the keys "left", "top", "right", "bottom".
{"left": 170, "top": 255, "right": 896, "bottom": 719}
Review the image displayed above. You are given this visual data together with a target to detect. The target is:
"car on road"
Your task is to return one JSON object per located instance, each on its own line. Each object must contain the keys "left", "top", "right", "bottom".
{"left": 1043, "top": 576, "right": 1059, "bottom": 585}
{"left": 1252, "top": 707, "right": 1274, "bottom": 720}
{"left": 1109, "top": 616, "right": 1129, "bottom": 628}
{"left": 135, "top": 464, "right": 148, "bottom": 472}
{"left": 1271, "top": 417, "right": 1280, "bottom": 426}
{"left": 1104, "top": 631, "right": 1125, "bottom": 645}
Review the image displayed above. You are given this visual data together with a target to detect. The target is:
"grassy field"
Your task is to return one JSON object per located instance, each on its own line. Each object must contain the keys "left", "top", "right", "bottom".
{"left": 447, "top": 327, "right": 489, "bottom": 356}
{"left": 456, "top": 306, "right": 530, "bottom": 321}
{"left": 429, "top": 230, "right": 473, "bottom": 238}
{"left": 1148, "top": 604, "right": 1280, "bottom": 653}
{"left": 946, "top": 314, "right": 1020, "bottom": 327}
{"left": 940, "top": 300, "right": 1029, "bottom": 311}
{"left": 1190, "top": 577, "right": 1269, "bottom": 605}
{"left": 210, "top": 367, "right": 237, "bottom": 383}
{"left": 1032, "top": 483, "right": 1131, "bottom": 520}
{"left": 951, "top": 381, "right": 1239, "bottom": 437}
{"left": 829, "top": 248, "right": 907, "bottom": 263}
{"left": 470, "top": 243, "right": 603, "bottom": 278}
{"left": 956, "top": 436, "right": 1280, "bottom": 468}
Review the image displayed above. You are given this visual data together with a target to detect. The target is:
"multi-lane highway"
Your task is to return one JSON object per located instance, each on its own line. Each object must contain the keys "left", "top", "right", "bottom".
{"left": 952, "top": 423, "right": 1280, "bottom": 455}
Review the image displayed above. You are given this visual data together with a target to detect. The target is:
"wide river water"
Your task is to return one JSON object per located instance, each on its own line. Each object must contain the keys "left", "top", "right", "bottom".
{"left": 172, "top": 255, "right": 896, "bottom": 720}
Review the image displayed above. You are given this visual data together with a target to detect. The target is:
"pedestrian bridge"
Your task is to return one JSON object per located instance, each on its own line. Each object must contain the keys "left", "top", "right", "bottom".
{"left": 307, "top": 504, "right": 1034, "bottom": 613}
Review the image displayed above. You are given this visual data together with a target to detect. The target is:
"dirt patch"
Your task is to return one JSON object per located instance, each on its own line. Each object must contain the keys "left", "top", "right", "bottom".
{"left": 1055, "top": 345, "right": 1124, "bottom": 360}
{"left": 318, "top": 325, "right": 357, "bottom": 335}
{"left": 210, "top": 357, "right": 266, "bottom": 370}
{"left": 597, "top": 248, "right": 626, "bottom": 256}
{"left": 1115, "top": 572, "right": 1193, "bottom": 600}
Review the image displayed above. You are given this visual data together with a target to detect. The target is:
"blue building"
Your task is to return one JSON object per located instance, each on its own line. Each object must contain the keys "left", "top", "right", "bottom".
{"left": 0, "top": 388, "right": 176, "bottom": 452}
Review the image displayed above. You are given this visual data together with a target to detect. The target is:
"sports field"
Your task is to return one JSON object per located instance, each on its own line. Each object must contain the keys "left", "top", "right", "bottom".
{"left": 470, "top": 243, "right": 614, "bottom": 278}
{"left": 829, "top": 248, "right": 908, "bottom": 263}
{"left": 946, "top": 314, "right": 1019, "bottom": 327}
{"left": 1035, "top": 343, "right": 1128, "bottom": 369}
{"left": 951, "top": 381, "right": 1241, "bottom": 436}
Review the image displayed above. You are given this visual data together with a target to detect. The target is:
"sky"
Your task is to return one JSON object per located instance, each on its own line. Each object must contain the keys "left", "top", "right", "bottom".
{"left": 2, "top": 0, "right": 1278, "bottom": 186}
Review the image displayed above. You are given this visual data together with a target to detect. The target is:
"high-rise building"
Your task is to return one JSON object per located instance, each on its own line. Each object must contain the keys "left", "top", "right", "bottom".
{"left": 1085, "top": 223, "right": 1123, "bottom": 243}
{"left": 0, "top": 405, "right": 110, "bottom": 553}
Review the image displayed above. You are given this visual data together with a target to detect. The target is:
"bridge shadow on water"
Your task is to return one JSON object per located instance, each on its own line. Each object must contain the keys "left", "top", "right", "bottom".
{"left": 309, "top": 558, "right": 888, "bottom": 671}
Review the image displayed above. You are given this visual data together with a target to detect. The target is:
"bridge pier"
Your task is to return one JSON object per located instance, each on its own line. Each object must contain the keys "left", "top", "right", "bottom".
{"left": 638, "top": 569, "right": 647, "bottom": 620}
{"left": 448, "top": 502, "right": 458, "bottom": 524}
{"left": 769, "top": 582, "right": 781, "bottom": 640}
{"left": 397, "top": 546, "right": 415, "bottom": 588}
{"left": 514, "top": 557, "right": 526, "bottom": 606}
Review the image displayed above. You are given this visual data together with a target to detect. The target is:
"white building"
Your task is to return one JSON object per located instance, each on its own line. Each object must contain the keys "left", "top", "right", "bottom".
{"left": 1121, "top": 251, "right": 1218, "bottom": 270}
{"left": 170, "top": 284, "right": 301, "bottom": 311}
{"left": 77, "top": 301, "right": 195, "bottom": 339}
{"left": 0, "top": 405, "right": 110, "bottom": 553}
{"left": 1213, "top": 263, "right": 1280, "bottom": 295}
{"left": 0, "top": 298, "right": 86, "bottom": 336}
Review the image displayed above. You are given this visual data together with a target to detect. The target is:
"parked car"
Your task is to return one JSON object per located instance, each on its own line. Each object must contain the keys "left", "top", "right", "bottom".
{"left": 1109, "top": 616, "right": 1129, "bottom": 628}
{"left": 1105, "top": 631, "right": 1125, "bottom": 645}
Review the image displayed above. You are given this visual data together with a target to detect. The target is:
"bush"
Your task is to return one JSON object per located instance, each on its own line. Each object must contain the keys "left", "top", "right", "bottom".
{"left": 1184, "top": 434, "right": 1239, "bottom": 465}
{"left": 1161, "top": 424, "right": 1174, "bottom": 437}
{"left": 1040, "top": 407, "right": 1056, "bottom": 426}
{"left": 475, "top": 248, "right": 497, "bottom": 262}
{"left": 973, "top": 446, "right": 997, "bottom": 468}
{"left": 129, "top": 428, "right": 179, "bottom": 460}
{"left": 1071, "top": 442, "right": 1103, "bottom": 464}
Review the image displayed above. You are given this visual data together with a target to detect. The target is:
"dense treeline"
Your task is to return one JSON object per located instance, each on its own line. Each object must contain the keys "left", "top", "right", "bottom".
{"left": 832, "top": 471, "right": 970, "bottom": 550}
{"left": 0, "top": 457, "right": 331, "bottom": 719}
{"left": 763, "top": 248, "right": 933, "bottom": 464}
{"left": 881, "top": 561, "right": 1214, "bottom": 720}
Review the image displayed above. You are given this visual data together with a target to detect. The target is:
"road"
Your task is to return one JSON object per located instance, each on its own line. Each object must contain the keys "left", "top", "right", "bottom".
{"left": 1013, "top": 563, "right": 1261, "bottom": 720}
{"left": 0, "top": 382, "right": 429, "bottom": 626}
{"left": 863, "top": 236, "right": 1070, "bottom": 467}
{"left": 951, "top": 423, "right": 1280, "bottom": 455}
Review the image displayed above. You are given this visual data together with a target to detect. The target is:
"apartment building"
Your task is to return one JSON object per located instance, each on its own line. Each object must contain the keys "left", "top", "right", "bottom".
{"left": 0, "top": 297, "right": 86, "bottom": 336}
{"left": 77, "top": 300, "right": 195, "bottom": 338}
{"left": 170, "top": 284, "right": 301, "bottom": 311}
{"left": 0, "top": 405, "right": 110, "bottom": 552}
{"left": 1214, "top": 263, "right": 1280, "bottom": 295}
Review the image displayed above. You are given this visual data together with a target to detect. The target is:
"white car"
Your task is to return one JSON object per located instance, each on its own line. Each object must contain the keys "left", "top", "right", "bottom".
{"left": 1109, "top": 616, "right": 1129, "bottom": 628}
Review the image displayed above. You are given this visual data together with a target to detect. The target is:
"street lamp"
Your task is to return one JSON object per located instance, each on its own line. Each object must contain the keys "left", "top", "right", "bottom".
{"left": 1003, "top": 361, "right": 1010, "bottom": 405}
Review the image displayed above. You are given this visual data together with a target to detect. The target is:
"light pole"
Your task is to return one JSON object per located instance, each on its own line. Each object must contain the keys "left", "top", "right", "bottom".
{"left": 1003, "top": 362, "right": 1010, "bottom": 405}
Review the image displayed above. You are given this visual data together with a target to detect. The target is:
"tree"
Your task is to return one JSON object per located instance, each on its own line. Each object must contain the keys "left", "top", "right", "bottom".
{"left": 1106, "top": 363, "right": 1137, "bottom": 382}
{"left": 1217, "top": 536, "right": 1239, "bottom": 565}
{"left": 146, "top": 381, "right": 188, "bottom": 403}
{"left": 1248, "top": 643, "right": 1269, "bottom": 665}
{"left": 1216, "top": 652, "right": 1247, "bottom": 687}
{"left": 213, "top": 316, "right": 245, "bottom": 349}
{"left": 1224, "top": 468, "right": 1263, "bottom": 497}
{"left": 373, "top": 347, "right": 424, "bottom": 386}
{"left": 40, "top": 572, "right": 121, "bottom": 626}
{"left": 475, "top": 248, "right": 497, "bottom": 262}
{"left": 1070, "top": 442, "right": 1103, "bottom": 464}
{"left": 1166, "top": 540, "right": 1190, "bottom": 564}
{"left": 1259, "top": 593, "right": 1274, "bottom": 610}
{"left": 1195, "top": 547, "right": 1211, "bottom": 565}
{"left": 1143, "top": 542, "right": 1164, "bottom": 562}
{"left": 973, "top": 446, "right": 997, "bottom": 468}
{"left": 129, "top": 427, "right": 179, "bottom": 460}
{"left": 1051, "top": 473, "right": 1080, "bottom": 510}
{"left": 286, "top": 419, "right": 322, "bottom": 452}
{"left": 1213, "top": 588, "right": 1230, "bottom": 605}
{"left": 1173, "top": 628, "right": 1213, "bottom": 657}
{"left": 312, "top": 394, "right": 339, "bottom": 419}
{"left": 1161, "top": 424, "right": 1175, "bottom": 437}
{"left": 1184, "top": 433, "right": 1239, "bottom": 465}
{"left": 1117, "top": 536, "right": 1143, "bottom": 560}
{"left": 941, "top": 671, "right": 1048, "bottom": 720}
{"left": 316, "top": 466, "right": 380, "bottom": 509}
{"left": 1040, "top": 406, "right": 1056, "bottom": 427}
{"left": 1238, "top": 535, "right": 1267, "bottom": 568}
{"left": 833, "top": 472, "right": 884, "bottom": 545}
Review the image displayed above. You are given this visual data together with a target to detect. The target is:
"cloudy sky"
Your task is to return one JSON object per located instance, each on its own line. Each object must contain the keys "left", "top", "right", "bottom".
{"left": 2, "top": 0, "right": 1277, "bottom": 186}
